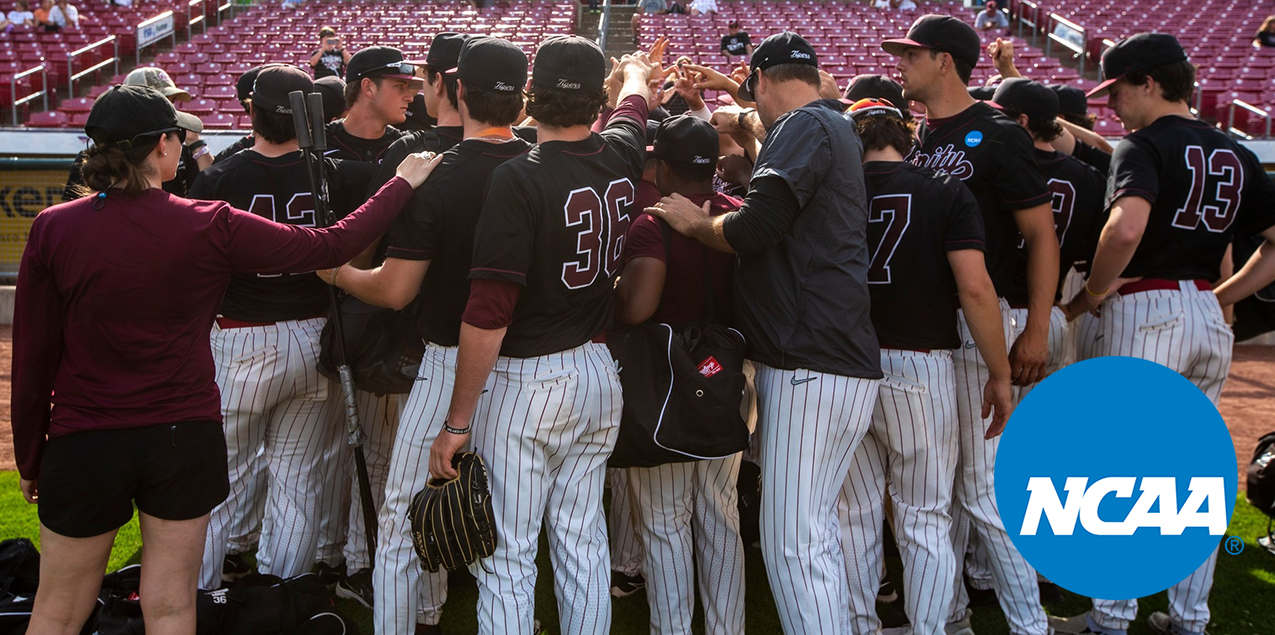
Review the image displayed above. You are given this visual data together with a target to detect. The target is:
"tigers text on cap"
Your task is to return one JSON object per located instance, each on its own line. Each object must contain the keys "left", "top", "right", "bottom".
{"left": 251, "top": 65, "right": 315, "bottom": 116}
{"left": 652, "top": 115, "right": 719, "bottom": 168}
{"left": 847, "top": 98, "right": 905, "bottom": 122}
{"left": 532, "top": 35, "right": 605, "bottom": 94}
{"left": 737, "top": 32, "right": 818, "bottom": 102}
{"left": 124, "top": 66, "right": 192, "bottom": 103}
{"left": 844, "top": 74, "right": 910, "bottom": 119}
{"left": 451, "top": 36, "right": 528, "bottom": 95}
{"left": 346, "top": 45, "right": 426, "bottom": 84}
{"left": 425, "top": 32, "right": 468, "bottom": 71}
{"left": 882, "top": 15, "right": 982, "bottom": 68}
{"left": 1086, "top": 33, "right": 1188, "bottom": 97}
{"left": 992, "top": 78, "right": 1059, "bottom": 122}
{"left": 85, "top": 85, "right": 203, "bottom": 148}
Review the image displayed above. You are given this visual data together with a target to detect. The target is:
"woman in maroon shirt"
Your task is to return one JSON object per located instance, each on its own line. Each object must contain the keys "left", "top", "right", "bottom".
{"left": 11, "top": 85, "right": 438, "bottom": 635}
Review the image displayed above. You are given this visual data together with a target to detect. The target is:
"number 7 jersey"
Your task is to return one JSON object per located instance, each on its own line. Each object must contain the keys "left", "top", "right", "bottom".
{"left": 1107, "top": 115, "right": 1275, "bottom": 280}
{"left": 468, "top": 96, "right": 648, "bottom": 358}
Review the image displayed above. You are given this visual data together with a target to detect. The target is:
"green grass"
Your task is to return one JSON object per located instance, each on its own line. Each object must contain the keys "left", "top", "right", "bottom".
{"left": 2, "top": 469, "right": 1272, "bottom": 634}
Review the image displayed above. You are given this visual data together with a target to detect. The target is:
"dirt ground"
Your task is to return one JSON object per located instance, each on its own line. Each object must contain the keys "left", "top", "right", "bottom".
{"left": 0, "top": 327, "right": 1271, "bottom": 488}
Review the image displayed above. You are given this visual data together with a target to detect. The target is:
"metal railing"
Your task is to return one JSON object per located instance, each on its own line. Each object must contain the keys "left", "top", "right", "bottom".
{"left": 68, "top": 36, "right": 118, "bottom": 97}
{"left": 598, "top": 0, "right": 612, "bottom": 52}
{"left": 1017, "top": 0, "right": 1042, "bottom": 46}
{"left": 1227, "top": 100, "right": 1272, "bottom": 139}
{"left": 186, "top": 0, "right": 207, "bottom": 37}
{"left": 1045, "top": 13, "right": 1088, "bottom": 77}
{"left": 9, "top": 65, "right": 49, "bottom": 126}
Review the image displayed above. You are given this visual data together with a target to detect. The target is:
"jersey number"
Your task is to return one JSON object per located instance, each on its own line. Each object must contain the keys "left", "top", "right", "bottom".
{"left": 561, "top": 179, "right": 635, "bottom": 289}
{"left": 867, "top": 194, "right": 911, "bottom": 285}
{"left": 1171, "top": 146, "right": 1244, "bottom": 233}
{"left": 248, "top": 193, "right": 317, "bottom": 278}
{"left": 1047, "top": 178, "right": 1076, "bottom": 249}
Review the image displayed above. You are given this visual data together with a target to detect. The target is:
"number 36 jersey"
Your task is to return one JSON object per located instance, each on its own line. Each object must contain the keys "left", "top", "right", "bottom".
{"left": 1109, "top": 116, "right": 1275, "bottom": 281}
{"left": 863, "top": 161, "right": 986, "bottom": 351}
{"left": 469, "top": 96, "right": 648, "bottom": 358}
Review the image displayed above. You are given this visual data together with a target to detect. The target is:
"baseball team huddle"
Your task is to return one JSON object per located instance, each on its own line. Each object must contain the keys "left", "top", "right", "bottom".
{"left": 11, "top": 8, "right": 1275, "bottom": 635}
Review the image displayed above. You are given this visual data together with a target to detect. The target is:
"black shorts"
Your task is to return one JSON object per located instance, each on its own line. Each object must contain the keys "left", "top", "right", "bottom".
{"left": 38, "top": 421, "right": 229, "bottom": 538}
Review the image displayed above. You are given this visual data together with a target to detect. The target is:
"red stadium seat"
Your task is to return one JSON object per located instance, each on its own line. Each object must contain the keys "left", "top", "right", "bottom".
{"left": 182, "top": 98, "right": 217, "bottom": 115}
{"left": 27, "top": 110, "right": 69, "bottom": 127}
{"left": 60, "top": 97, "right": 95, "bottom": 113}
{"left": 200, "top": 112, "right": 237, "bottom": 129}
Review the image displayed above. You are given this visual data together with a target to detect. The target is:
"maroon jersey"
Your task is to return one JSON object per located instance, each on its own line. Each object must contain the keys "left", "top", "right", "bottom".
{"left": 468, "top": 96, "right": 648, "bottom": 357}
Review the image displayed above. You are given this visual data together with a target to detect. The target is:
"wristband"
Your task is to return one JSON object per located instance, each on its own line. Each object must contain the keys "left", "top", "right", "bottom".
{"left": 443, "top": 423, "right": 471, "bottom": 435}
{"left": 1084, "top": 280, "right": 1109, "bottom": 297}
{"left": 187, "top": 139, "right": 207, "bottom": 152}
{"left": 329, "top": 264, "right": 342, "bottom": 287}
{"left": 191, "top": 145, "right": 210, "bottom": 160}
{"left": 736, "top": 108, "right": 753, "bottom": 129}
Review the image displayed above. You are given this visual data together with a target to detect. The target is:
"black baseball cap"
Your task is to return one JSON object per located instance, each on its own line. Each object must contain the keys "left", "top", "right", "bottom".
{"left": 251, "top": 65, "right": 315, "bottom": 116}
{"left": 346, "top": 45, "right": 425, "bottom": 85}
{"left": 532, "top": 35, "right": 605, "bottom": 94}
{"left": 652, "top": 115, "right": 718, "bottom": 167}
{"left": 236, "top": 64, "right": 281, "bottom": 105}
{"left": 314, "top": 75, "right": 347, "bottom": 121}
{"left": 844, "top": 74, "right": 910, "bottom": 118}
{"left": 425, "top": 32, "right": 468, "bottom": 71}
{"left": 1049, "top": 84, "right": 1088, "bottom": 117}
{"left": 1087, "top": 32, "right": 1188, "bottom": 97}
{"left": 85, "top": 85, "right": 203, "bottom": 148}
{"left": 737, "top": 32, "right": 818, "bottom": 101}
{"left": 992, "top": 77, "right": 1059, "bottom": 121}
{"left": 450, "top": 36, "right": 527, "bottom": 95}
{"left": 967, "top": 84, "right": 996, "bottom": 100}
{"left": 882, "top": 15, "right": 982, "bottom": 68}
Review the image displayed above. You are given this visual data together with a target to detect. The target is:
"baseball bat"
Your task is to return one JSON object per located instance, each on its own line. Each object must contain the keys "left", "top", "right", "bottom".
{"left": 289, "top": 90, "right": 379, "bottom": 561}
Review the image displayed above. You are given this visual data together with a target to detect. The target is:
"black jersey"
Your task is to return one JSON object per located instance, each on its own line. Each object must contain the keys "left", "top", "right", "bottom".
{"left": 367, "top": 126, "right": 464, "bottom": 196}
{"left": 187, "top": 149, "right": 374, "bottom": 322}
{"left": 1005, "top": 148, "right": 1107, "bottom": 304}
{"left": 324, "top": 120, "right": 405, "bottom": 164}
{"left": 911, "top": 102, "right": 1051, "bottom": 297}
{"left": 1108, "top": 115, "right": 1275, "bottom": 281}
{"left": 214, "top": 134, "right": 255, "bottom": 163}
{"left": 468, "top": 96, "right": 648, "bottom": 358}
{"left": 721, "top": 32, "right": 751, "bottom": 55}
{"left": 863, "top": 161, "right": 985, "bottom": 350}
{"left": 383, "top": 137, "right": 532, "bottom": 346}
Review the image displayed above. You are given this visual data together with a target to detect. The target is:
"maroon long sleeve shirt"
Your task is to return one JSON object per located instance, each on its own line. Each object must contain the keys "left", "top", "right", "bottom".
{"left": 11, "top": 177, "right": 413, "bottom": 479}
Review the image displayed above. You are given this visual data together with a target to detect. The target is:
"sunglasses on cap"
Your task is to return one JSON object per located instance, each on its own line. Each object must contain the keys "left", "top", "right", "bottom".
{"left": 357, "top": 61, "right": 418, "bottom": 80}
{"left": 848, "top": 98, "right": 904, "bottom": 120}
{"left": 111, "top": 126, "right": 187, "bottom": 150}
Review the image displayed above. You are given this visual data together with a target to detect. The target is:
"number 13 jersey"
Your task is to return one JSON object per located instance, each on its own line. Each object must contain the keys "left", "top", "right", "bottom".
{"left": 469, "top": 96, "right": 648, "bottom": 358}
{"left": 1107, "top": 115, "right": 1275, "bottom": 281}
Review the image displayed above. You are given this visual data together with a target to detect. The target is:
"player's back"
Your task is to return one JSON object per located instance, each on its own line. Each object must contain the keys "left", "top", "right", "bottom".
{"left": 863, "top": 161, "right": 985, "bottom": 351}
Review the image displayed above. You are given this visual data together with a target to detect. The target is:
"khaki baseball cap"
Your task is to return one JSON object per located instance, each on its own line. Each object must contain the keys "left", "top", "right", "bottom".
{"left": 124, "top": 67, "right": 192, "bottom": 103}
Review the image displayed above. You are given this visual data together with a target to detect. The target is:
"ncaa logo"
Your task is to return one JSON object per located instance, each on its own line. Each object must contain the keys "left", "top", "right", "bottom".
{"left": 964, "top": 130, "right": 983, "bottom": 147}
{"left": 994, "top": 357, "right": 1236, "bottom": 599}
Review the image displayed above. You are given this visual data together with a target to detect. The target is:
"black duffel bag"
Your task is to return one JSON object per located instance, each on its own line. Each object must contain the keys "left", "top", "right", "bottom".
{"left": 317, "top": 294, "right": 424, "bottom": 395}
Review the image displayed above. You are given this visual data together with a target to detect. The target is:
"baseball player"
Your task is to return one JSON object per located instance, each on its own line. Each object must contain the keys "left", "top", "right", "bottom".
{"left": 312, "top": 45, "right": 421, "bottom": 593}
{"left": 836, "top": 96, "right": 1014, "bottom": 635}
{"left": 614, "top": 115, "right": 746, "bottom": 635}
{"left": 425, "top": 36, "right": 663, "bottom": 634}
{"left": 321, "top": 36, "right": 530, "bottom": 635}
{"left": 1056, "top": 33, "right": 1275, "bottom": 635}
{"left": 883, "top": 15, "right": 1059, "bottom": 635}
{"left": 991, "top": 78, "right": 1107, "bottom": 398}
{"left": 650, "top": 32, "right": 883, "bottom": 634}
{"left": 187, "top": 66, "right": 375, "bottom": 589}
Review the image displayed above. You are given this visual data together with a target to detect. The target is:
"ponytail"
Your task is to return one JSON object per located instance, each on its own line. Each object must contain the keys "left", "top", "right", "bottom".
{"left": 69, "top": 134, "right": 164, "bottom": 199}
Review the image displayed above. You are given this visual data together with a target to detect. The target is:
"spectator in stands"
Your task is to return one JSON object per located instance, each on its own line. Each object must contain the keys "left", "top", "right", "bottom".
{"left": 33, "top": 0, "right": 51, "bottom": 29}
{"left": 871, "top": 0, "right": 918, "bottom": 10}
{"left": 688, "top": 0, "right": 716, "bottom": 16}
{"left": 7, "top": 0, "right": 35, "bottom": 27}
{"left": 631, "top": 0, "right": 667, "bottom": 44}
{"left": 1255, "top": 15, "right": 1275, "bottom": 48}
{"left": 721, "top": 20, "right": 753, "bottom": 60}
{"left": 974, "top": 1, "right": 1008, "bottom": 31}
{"left": 47, "top": 0, "right": 76, "bottom": 30}
{"left": 311, "top": 27, "right": 352, "bottom": 80}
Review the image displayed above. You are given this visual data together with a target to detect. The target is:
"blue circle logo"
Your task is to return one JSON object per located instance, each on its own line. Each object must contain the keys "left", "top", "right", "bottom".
{"left": 964, "top": 130, "right": 984, "bottom": 147}
{"left": 994, "top": 357, "right": 1236, "bottom": 600}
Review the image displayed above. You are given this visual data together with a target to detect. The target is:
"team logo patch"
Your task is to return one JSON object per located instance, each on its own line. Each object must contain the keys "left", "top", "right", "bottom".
{"left": 993, "top": 357, "right": 1236, "bottom": 599}
{"left": 697, "top": 356, "right": 723, "bottom": 378}
{"left": 964, "top": 130, "right": 984, "bottom": 147}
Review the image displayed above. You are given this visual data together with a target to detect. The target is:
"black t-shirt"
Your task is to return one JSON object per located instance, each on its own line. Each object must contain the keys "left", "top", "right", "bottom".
{"left": 863, "top": 161, "right": 985, "bottom": 350}
{"left": 367, "top": 126, "right": 464, "bottom": 197}
{"left": 469, "top": 96, "right": 648, "bottom": 358}
{"left": 725, "top": 99, "right": 881, "bottom": 378}
{"left": 911, "top": 102, "right": 1051, "bottom": 297}
{"left": 214, "top": 135, "right": 255, "bottom": 163}
{"left": 1107, "top": 115, "right": 1275, "bottom": 280}
{"left": 1257, "top": 31, "right": 1275, "bottom": 47}
{"left": 721, "top": 32, "right": 751, "bottom": 55}
{"left": 312, "top": 48, "right": 346, "bottom": 79}
{"left": 324, "top": 120, "right": 405, "bottom": 164}
{"left": 383, "top": 138, "right": 532, "bottom": 346}
{"left": 186, "top": 149, "right": 374, "bottom": 321}
{"left": 1072, "top": 139, "right": 1111, "bottom": 175}
{"left": 1006, "top": 148, "right": 1107, "bottom": 304}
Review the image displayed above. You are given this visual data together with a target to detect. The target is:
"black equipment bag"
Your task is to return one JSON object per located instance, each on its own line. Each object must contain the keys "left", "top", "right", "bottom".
{"left": 0, "top": 539, "right": 40, "bottom": 635}
{"left": 606, "top": 222, "right": 749, "bottom": 468}
{"left": 318, "top": 295, "right": 424, "bottom": 395}
{"left": 1247, "top": 431, "right": 1275, "bottom": 519}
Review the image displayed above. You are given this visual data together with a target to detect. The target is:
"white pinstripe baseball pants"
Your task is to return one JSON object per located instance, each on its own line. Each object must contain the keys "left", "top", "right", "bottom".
{"left": 607, "top": 469, "right": 644, "bottom": 577}
{"left": 626, "top": 453, "right": 746, "bottom": 635}
{"left": 753, "top": 363, "right": 878, "bottom": 634}
{"left": 841, "top": 348, "right": 958, "bottom": 635}
{"left": 1009, "top": 305, "right": 1071, "bottom": 402}
{"left": 948, "top": 302, "right": 1049, "bottom": 635}
{"left": 200, "top": 318, "right": 338, "bottom": 590}
{"left": 469, "top": 343, "right": 622, "bottom": 635}
{"left": 1079, "top": 282, "right": 1232, "bottom": 635}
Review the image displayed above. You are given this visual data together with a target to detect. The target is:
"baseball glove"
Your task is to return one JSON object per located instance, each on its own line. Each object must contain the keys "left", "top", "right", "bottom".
{"left": 407, "top": 452, "right": 497, "bottom": 573}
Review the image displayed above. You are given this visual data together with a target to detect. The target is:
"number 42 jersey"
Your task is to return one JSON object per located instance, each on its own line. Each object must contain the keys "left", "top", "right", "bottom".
{"left": 1109, "top": 115, "right": 1275, "bottom": 281}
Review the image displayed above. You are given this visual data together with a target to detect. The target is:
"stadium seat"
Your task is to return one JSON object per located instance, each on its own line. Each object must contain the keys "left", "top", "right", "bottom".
{"left": 26, "top": 110, "right": 69, "bottom": 127}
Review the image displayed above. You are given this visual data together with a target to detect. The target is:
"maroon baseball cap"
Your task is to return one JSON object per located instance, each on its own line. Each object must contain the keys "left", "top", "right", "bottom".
{"left": 882, "top": 15, "right": 982, "bottom": 68}
{"left": 346, "top": 46, "right": 425, "bottom": 85}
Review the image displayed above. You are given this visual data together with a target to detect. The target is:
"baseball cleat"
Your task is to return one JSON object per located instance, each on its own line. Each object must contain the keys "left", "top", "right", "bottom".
{"left": 221, "top": 552, "right": 252, "bottom": 583}
{"left": 334, "top": 567, "right": 373, "bottom": 608}
{"left": 1148, "top": 611, "right": 1209, "bottom": 635}
{"left": 945, "top": 608, "right": 975, "bottom": 635}
{"left": 877, "top": 573, "right": 898, "bottom": 603}
{"left": 609, "top": 570, "right": 646, "bottom": 598}
{"left": 312, "top": 561, "right": 345, "bottom": 591}
{"left": 1048, "top": 612, "right": 1125, "bottom": 635}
